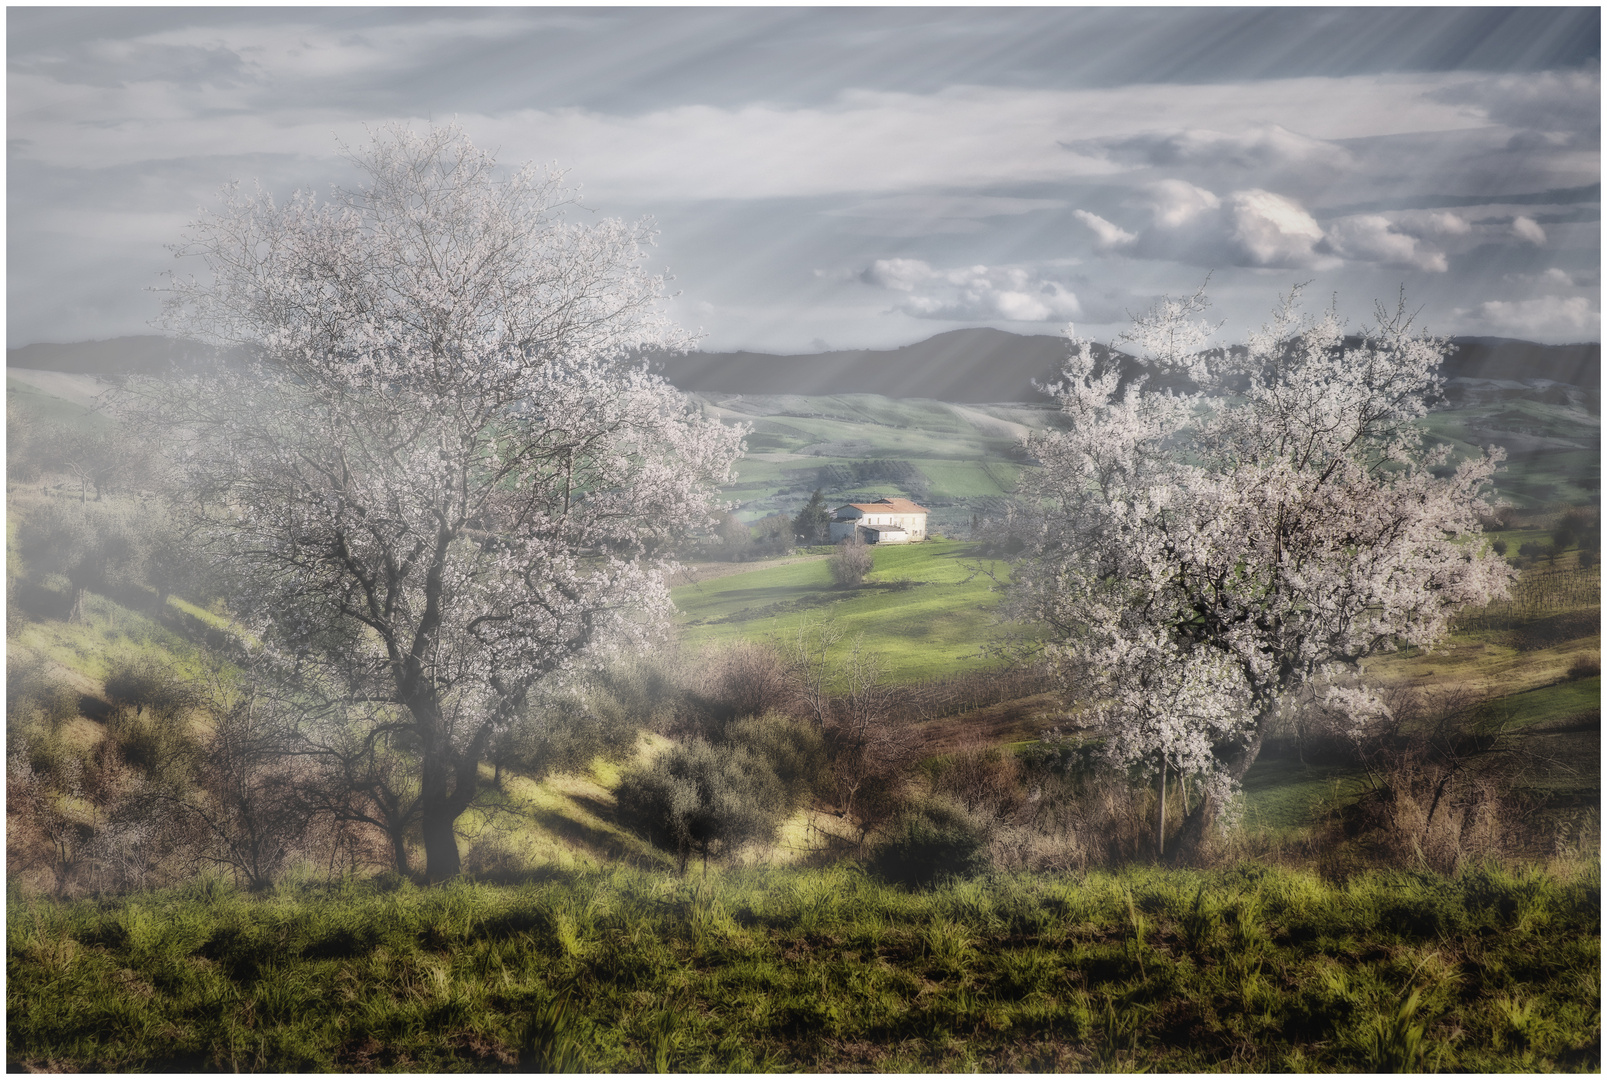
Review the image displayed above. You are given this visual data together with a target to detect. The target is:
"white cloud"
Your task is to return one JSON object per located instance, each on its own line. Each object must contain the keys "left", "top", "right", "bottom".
{"left": 1393, "top": 211, "right": 1471, "bottom": 239}
{"left": 1468, "top": 295, "right": 1598, "bottom": 339}
{"left": 1322, "top": 214, "right": 1448, "bottom": 272}
{"left": 9, "top": 67, "right": 1501, "bottom": 202}
{"left": 1077, "top": 183, "right": 1335, "bottom": 270}
{"left": 1511, "top": 216, "right": 1547, "bottom": 245}
{"left": 1432, "top": 70, "right": 1601, "bottom": 146}
{"left": 861, "top": 258, "right": 1081, "bottom": 322}
{"left": 1072, "top": 209, "right": 1136, "bottom": 251}
{"left": 1542, "top": 268, "right": 1576, "bottom": 287}
{"left": 1139, "top": 180, "right": 1221, "bottom": 228}
{"left": 1226, "top": 189, "right": 1327, "bottom": 268}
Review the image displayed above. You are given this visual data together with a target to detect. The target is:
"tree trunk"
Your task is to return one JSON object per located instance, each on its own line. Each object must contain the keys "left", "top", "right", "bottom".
{"left": 389, "top": 827, "right": 411, "bottom": 877}
{"left": 1169, "top": 730, "right": 1263, "bottom": 865}
{"left": 420, "top": 806, "right": 461, "bottom": 883}
{"left": 415, "top": 728, "right": 463, "bottom": 881}
{"left": 1156, "top": 759, "right": 1167, "bottom": 858}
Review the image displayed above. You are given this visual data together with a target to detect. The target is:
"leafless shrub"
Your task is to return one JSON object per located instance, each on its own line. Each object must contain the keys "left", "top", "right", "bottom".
{"left": 928, "top": 741, "right": 1027, "bottom": 819}
{"left": 1566, "top": 652, "right": 1600, "bottom": 680}
{"left": 676, "top": 641, "right": 799, "bottom": 738}
{"left": 829, "top": 535, "right": 873, "bottom": 587}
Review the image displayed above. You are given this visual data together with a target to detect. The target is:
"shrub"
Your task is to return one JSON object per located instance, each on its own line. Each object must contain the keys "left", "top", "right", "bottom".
{"left": 1517, "top": 540, "right": 1551, "bottom": 563}
{"left": 615, "top": 740, "right": 788, "bottom": 874}
{"left": 1490, "top": 538, "right": 1508, "bottom": 557}
{"left": 927, "top": 743, "right": 1027, "bottom": 819}
{"left": 104, "top": 704, "right": 198, "bottom": 773}
{"left": 867, "top": 796, "right": 992, "bottom": 888}
{"left": 7, "top": 654, "right": 81, "bottom": 730}
{"left": 496, "top": 689, "right": 638, "bottom": 783}
{"left": 829, "top": 536, "right": 873, "bottom": 587}
{"left": 680, "top": 643, "right": 798, "bottom": 737}
{"left": 102, "top": 656, "right": 198, "bottom": 716}
{"left": 727, "top": 711, "right": 829, "bottom": 805}
{"left": 1566, "top": 653, "right": 1600, "bottom": 681}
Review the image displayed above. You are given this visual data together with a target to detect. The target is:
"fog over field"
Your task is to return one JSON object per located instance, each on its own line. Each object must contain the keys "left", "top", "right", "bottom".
{"left": 8, "top": 7, "right": 1599, "bottom": 353}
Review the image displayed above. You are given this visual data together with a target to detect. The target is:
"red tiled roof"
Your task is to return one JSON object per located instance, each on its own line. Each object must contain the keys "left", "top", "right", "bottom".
{"left": 840, "top": 498, "right": 929, "bottom": 515}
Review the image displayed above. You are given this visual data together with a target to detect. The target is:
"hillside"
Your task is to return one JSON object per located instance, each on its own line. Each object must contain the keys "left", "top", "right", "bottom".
{"left": 13, "top": 330, "right": 1599, "bottom": 400}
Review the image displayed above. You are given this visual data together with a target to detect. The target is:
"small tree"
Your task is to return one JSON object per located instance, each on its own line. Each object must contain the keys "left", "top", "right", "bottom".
{"left": 615, "top": 739, "right": 787, "bottom": 874}
{"left": 714, "top": 513, "right": 754, "bottom": 560}
{"left": 1014, "top": 285, "right": 1511, "bottom": 859}
{"left": 830, "top": 535, "right": 874, "bottom": 587}
{"left": 793, "top": 489, "right": 831, "bottom": 544}
{"left": 136, "top": 124, "right": 743, "bottom": 881}
{"left": 14, "top": 501, "right": 149, "bottom": 621}
{"left": 35, "top": 422, "right": 135, "bottom": 504}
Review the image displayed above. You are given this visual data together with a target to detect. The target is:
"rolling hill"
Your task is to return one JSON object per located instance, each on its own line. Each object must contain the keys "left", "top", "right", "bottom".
{"left": 12, "top": 329, "right": 1599, "bottom": 399}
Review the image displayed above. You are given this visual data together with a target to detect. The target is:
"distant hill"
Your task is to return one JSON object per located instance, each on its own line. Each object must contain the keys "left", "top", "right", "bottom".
{"left": 6, "top": 335, "right": 221, "bottom": 377}
{"left": 651, "top": 328, "right": 1074, "bottom": 402}
{"left": 655, "top": 331, "right": 1600, "bottom": 400}
{"left": 1438, "top": 338, "right": 1600, "bottom": 388}
{"left": 10, "top": 329, "right": 1599, "bottom": 400}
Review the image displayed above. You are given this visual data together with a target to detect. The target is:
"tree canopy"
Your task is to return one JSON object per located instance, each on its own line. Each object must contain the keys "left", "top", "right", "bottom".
{"left": 138, "top": 124, "right": 743, "bottom": 880}
{"left": 1013, "top": 284, "right": 1512, "bottom": 857}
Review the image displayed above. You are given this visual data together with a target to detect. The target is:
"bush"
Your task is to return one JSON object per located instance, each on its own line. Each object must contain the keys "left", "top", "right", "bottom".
{"left": 867, "top": 796, "right": 992, "bottom": 888}
{"left": 104, "top": 704, "right": 198, "bottom": 773}
{"left": 727, "top": 711, "right": 829, "bottom": 805}
{"left": 1517, "top": 540, "right": 1552, "bottom": 563}
{"left": 679, "top": 643, "right": 798, "bottom": 737}
{"left": 102, "top": 656, "right": 199, "bottom": 715}
{"left": 496, "top": 689, "right": 639, "bottom": 783}
{"left": 927, "top": 743, "right": 1027, "bottom": 818}
{"left": 7, "top": 655, "right": 81, "bottom": 730}
{"left": 615, "top": 740, "right": 788, "bottom": 874}
{"left": 829, "top": 536, "right": 873, "bottom": 587}
{"left": 1490, "top": 538, "right": 1508, "bottom": 557}
{"left": 1566, "top": 653, "right": 1600, "bottom": 681}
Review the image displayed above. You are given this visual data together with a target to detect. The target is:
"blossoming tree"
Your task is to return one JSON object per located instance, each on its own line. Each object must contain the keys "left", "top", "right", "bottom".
{"left": 142, "top": 125, "right": 743, "bottom": 880}
{"left": 1014, "top": 285, "right": 1512, "bottom": 859}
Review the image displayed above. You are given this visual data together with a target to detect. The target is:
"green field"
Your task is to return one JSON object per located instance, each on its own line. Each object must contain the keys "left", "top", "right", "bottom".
{"left": 673, "top": 540, "right": 1016, "bottom": 682}
{"left": 692, "top": 393, "right": 1057, "bottom": 531}
{"left": 8, "top": 860, "right": 1599, "bottom": 1072}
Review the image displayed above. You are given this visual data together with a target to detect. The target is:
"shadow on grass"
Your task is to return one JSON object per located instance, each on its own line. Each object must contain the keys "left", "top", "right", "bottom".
{"left": 520, "top": 797, "right": 657, "bottom": 867}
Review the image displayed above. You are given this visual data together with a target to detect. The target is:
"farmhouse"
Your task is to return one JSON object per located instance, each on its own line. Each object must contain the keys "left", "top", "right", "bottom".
{"left": 829, "top": 497, "right": 929, "bottom": 544}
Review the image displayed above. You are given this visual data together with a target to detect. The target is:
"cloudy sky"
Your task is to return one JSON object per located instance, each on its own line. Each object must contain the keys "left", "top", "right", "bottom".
{"left": 8, "top": 6, "right": 1600, "bottom": 352}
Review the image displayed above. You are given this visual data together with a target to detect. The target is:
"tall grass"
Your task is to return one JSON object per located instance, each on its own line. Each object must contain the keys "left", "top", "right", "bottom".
{"left": 8, "top": 859, "right": 1598, "bottom": 1072}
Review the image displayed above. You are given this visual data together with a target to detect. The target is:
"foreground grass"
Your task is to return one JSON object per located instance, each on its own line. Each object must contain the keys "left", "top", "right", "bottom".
{"left": 8, "top": 861, "right": 1598, "bottom": 1072}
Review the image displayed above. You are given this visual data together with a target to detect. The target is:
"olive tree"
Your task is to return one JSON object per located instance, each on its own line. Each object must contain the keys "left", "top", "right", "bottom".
{"left": 1014, "top": 285, "right": 1512, "bottom": 859}
{"left": 139, "top": 125, "right": 743, "bottom": 880}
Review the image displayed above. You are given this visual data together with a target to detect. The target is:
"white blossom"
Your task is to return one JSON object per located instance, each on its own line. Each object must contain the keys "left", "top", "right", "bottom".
{"left": 131, "top": 125, "right": 744, "bottom": 879}
{"left": 1015, "top": 284, "right": 1511, "bottom": 846}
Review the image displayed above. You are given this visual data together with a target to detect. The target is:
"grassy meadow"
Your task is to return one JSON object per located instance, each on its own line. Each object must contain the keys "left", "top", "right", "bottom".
{"left": 6, "top": 366, "right": 1601, "bottom": 1072}
{"left": 8, "top": 860, "right": 1599, "bottom": 1073}
{"left": 673, "top": 540, "right": 1017, "bottom": 682}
